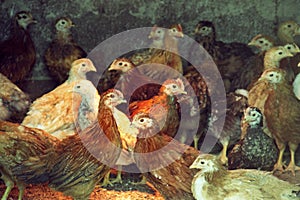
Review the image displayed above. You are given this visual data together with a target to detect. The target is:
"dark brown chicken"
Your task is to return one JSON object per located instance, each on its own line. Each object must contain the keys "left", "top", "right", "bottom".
{"left": 48, "top": 89, "right": 122, "bottom": 199}
{"left": 44, "top": 17, "right": 87, "bottom": 84}
{"left": 0, "top": 11, "right": 36, "bottom": 83}
{"left": 131, "top": 113, "right": 200, "bottom": 200}
{"left": 0, "top": 120, "right": 59, "bottom": 200}
{"left": 0, "top": 73, "right": 30, "bottom": 122}
{"left": 194, "top": 20, "right": 254, "bottom": 92}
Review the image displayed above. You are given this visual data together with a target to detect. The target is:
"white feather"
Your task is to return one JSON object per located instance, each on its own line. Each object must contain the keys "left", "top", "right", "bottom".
{"left": 293, "top": 73, "right": 300, "bottom": 100}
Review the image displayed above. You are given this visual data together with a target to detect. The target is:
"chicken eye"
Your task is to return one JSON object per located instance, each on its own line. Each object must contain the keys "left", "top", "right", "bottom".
{"left": 270, "top": 73, "right": 274, "bottom": 77}
{"left": 76, "top": 85, "right": 81, "bottom": 89}
{"left": 172, "top": 84, "right": 177, "bottom": 89}
{"left": 81, "top": 63, "right": 86, "bottom": 67}
{"left": 200, "top": 161, "right": 205, "bottom": 165}
{"left": 110, "top": 94, "right": 115, "bottom": 98}
{"left": 140, "top": 118, "right": 144, "bottom": 123}
{"left": 259, "top": 40, "right": 264, "bottom": 44}
{"left": 22, "top": 15, "right": 28, "bottom": 19}
{"left": 287, "top": 46, "right": 291, "bottom": 50}
{"left": 157, "top": 30, "right": 161, "bottom": 34}
{"left": 252, "top": 113, "right": 256, "bottom": 117}
{"left": 119, "top": 62, "right": 123, "bottom": 66}
{"left": 287, "top": 24, "right": 292, "bottom": 28}
{"left": 124, "top": 63, "right": 128, "bottom": 67}
{"left": 278, "top": 51, "right": 283, "bottom": 55}
{"left": 61, "top": 21, "right": 66, "bottom": 25}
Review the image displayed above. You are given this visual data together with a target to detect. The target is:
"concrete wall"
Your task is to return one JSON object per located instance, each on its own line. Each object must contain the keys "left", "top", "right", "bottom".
{"left": 1, "top": 0, "right": 299, "bottom": 80}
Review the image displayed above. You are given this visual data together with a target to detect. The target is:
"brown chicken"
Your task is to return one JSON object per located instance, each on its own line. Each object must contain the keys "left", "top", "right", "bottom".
{"left": 129, "top": 25, "right": 166, "bottom": 65}
{"left": 230, "top": 34, "right": 275, "bottom": 91}
{"left": 277, "top": 20, "right": 300, "bottom": 44}
{"left": 0, "top": 120, "right": 59, "bottom": 200}
{"left": 190, "top": 154, "right": 300, "bottom": 200}
{"left": 131, "top": 113, "right": 200, "bottom": 200}
{"left": 0, "top": 11, "right": 36, "bottom": 83}
{"left": 135, "top": 24, "right": 184, "bottom": 81}
{"left": 248, "top": 68, "right": 300, "bottom": 175}
{"left": 0, "top": 73, "right": 30, "bottom": 122}
{"left": 22, "top": 58, "right": 98, "bottom": 140}
{"left": 194, "top": 20, "right": 255, "bottom": 92}
{"left": 48, "top": 88, "right": 122, "bottom": 200}
{"left": 129, "top": 78, "right": 187, "bottom": 138}
{"left": 44, "top": 17, "right": 87, "bottom": 84}
{"left": 107, "top": 57, "right": 162, "bottom": 102}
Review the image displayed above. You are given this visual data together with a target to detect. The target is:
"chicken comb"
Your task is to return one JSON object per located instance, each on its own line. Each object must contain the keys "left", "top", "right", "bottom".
{"left": 250, "top": 34, "right": 275, "bottom": 44}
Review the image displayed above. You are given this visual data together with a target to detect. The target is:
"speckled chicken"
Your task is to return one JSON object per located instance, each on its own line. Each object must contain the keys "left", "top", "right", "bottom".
{"left": 190, "top": 154, "right": 300, "bottom": 200}
{"left": 22, "top": 58, "right": 98, "bottom": 140}
{"left": 129, "top": 78, "right": 187, "bottom": 138}
{"left": 44, "top": 17, "right": 87, "bottom": 84}
{"left": 48, "top": 88, "right": 122, "bottom": 200}
{"left": 248, "top": 68, "right": 300, "bottom": 175}
{"left": 131, "top": 113, "right": 200, "bottom": 200}
{"left": 0, "top": 120, "right": 59, "bottom": 200}
{"left": 0, "top": 11, "right": 36, "bottom": 83}
{"left": 0, "top": 73, "right": 30, "bottom": 122}
{"left": 228, "top": 107, "right": 278, "bottom": 170}
{"left": 194, "top": 20, "right": 254, "bottom": 92}
{"left": 209, "top": 89, "right": 248, "bottom": 164}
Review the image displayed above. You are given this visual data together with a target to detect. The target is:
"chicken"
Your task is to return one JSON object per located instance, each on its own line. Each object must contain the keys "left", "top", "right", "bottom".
{"left": 277, "top": 21, "right": 300, "bottom": 44}
{"left": 0, "top": 11, "right": 36, "bottom": 83}
{"left": 72, "top": 80, "right": 100, "bottom": 131}
{"left": 0, "top": 73, "right": 30, "bottom": 122}
{"left": 209, "top": 89, "right": 248, "bottom": 164}
{"left": 0, "top": 120, "right": 59, "bottom": 200}
{"left": 129, "top": 78, "right": 187, "bottom": 138}
{"left": 230, "top": 34, "right": 275, "bottom": 91}
{"left": 44, "top": 17, "right": 87, "bottom": 84}
{"left": 248, "top": 68, "right": 300, "bottom": 175}
{"left": 107, "top": 57, "right": 162, "bottom": 102}
{"left": 101, "top": 89, "right": 138, "bottom": 184}
{"left": 131, "top": 113, "right": 200, "bottom": 200}
{"left": 48, "top": 88, "right": 122, "bottom": 200}
{"left": 248, "top": 34, "right": 275, "bottom": 52}
{"left": 194, "top": 20, "right": 255, "bottom": 92}
{"left": 135, "top": 24, "right": 184, "bottom": 81}
{"left": 22, "top": 58, "right": 98, "bottom": 140}
{"left": 129, "top": 25, "right": 166, "bottom": 65}
{"left": 228, "top": 107, "right": 278, "bottom": 170}
{"left": 190, "top": 153, "right": 300, "bottom": 200}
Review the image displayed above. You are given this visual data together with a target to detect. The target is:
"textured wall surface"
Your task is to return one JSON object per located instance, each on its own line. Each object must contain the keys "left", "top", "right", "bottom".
{"left": 0, "top": 0, "right": 300, "bottom": 80}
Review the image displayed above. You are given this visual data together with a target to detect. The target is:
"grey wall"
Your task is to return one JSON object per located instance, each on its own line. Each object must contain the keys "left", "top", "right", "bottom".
{"left": 1, "top": 0, "right": 300, "bottom": 80}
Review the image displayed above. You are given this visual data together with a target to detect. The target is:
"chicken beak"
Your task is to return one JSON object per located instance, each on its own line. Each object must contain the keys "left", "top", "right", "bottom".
{"left": 287, "top": 51, "right": 294, "bottom": 57}
{"left": 31, "top": 19, "right": 38, "bottom": 24}
{"left": 248, "top": 41, "right": 256, "bottom": 46}
{"left": 298, "top": 62, "right": 300, "bottom": 67}
{"left": 119, "top": 99, "right": 127, "bottom": 104}
{"left": 189, "top": 162, "right": 198, "bottom": 169}
{"left": 294, "top": 25, "right": 300, "bottom": 35}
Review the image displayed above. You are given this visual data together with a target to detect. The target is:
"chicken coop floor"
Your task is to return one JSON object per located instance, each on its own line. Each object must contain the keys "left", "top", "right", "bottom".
{"left": 0, "top": 172, "right": 165, "bottom": 200}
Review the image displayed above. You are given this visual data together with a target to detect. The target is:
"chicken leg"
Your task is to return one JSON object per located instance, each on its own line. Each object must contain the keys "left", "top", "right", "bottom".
{"left": 285, "top": 142, "right": 300, "bottom": 176}
{"left": 1, "top": 171, "right": 14, "bottom": 200}
{"left": 219, "top": 140, "right": 229, "bottom": 165}
{"left": 273, "top": 141, "right": 286, "bottom": 173}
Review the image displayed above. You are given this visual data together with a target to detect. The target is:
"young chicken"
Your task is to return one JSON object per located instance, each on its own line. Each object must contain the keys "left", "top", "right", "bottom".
{"left": 129, "top": 78, "right": 187, "bottom": 138}
{"left": 72, "top": 80, "right": 100, "bottom": 131}
{"left": 107, "top": 57, "right": 161, "bottom": 102}
{"left": 248, "top": 68, "right": 300, "bottom": 175}
{"left": 131, "top": 113, "right": 200, "bottom": 200}
{"left": 0, "top": 73, "right": 30, "bottom": 122}
{"left": 190, "top": 154, "right": 300, "bottom": 200}
{"left": 277, "top": 20, "right": 300, "bottom": 44}
{"left": 209, "top": 89, "right": 248, "bottom": 164}
{"left": 228, "top": 107, "right": 278, "bottom": 170}
{"left": 194, "top": 20, "right": 254, "bottom": 92}
{"left": 44, "top": 17, "right": 87, "bottom": 84}
{"left": 129, "top": 25, "right": 166, "bottom": 65}
{"left": 0, "top": 121, "right": 59, "bottom": 200}
{"left": 22, "top": 58, "right": 97, "bottom": 140}
{"left": 0, "top": 11, "right": 37, "bottom": 83}
{"left": 136, "top": 24, "right": 184, "bottom": 81}
{"left": 230, "top": 34, "right": 275, "bottom": 91}
{"left": 48, "top": 88, "right": 122, "bottom": 200}
{"left": 282, "top": 43, "right": 300, "bottom": 82}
